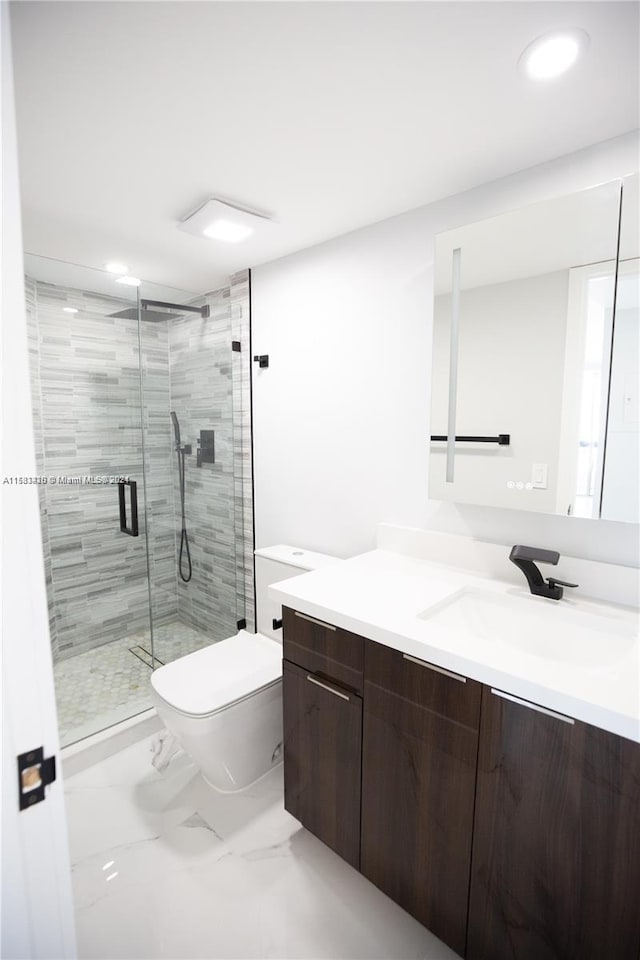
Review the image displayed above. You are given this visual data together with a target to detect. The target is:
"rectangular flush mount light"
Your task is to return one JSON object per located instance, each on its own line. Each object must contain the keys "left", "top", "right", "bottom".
{"left": 177, "top": 198, "right": 272, "bottom": 243}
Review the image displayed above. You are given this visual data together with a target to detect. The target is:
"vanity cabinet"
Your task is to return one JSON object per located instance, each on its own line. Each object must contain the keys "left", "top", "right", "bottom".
{"left": 360, "top": 642, "right": 482, "bottom": 956}
{"left": 282, "top": 607, "right": 364, "bottom": 868}
{"left": 281, "top": 607, "right": 640, "bottom": 960}
{"left": 467, "top": 686, "right": 640, "bottom": 960}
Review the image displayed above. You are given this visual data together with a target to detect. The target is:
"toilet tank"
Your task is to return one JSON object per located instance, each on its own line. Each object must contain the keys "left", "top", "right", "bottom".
{"left": 254, "top": 545, "right": 340, "bottom": 643}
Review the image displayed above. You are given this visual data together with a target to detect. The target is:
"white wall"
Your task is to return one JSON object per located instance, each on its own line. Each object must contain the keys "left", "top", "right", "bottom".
{"left": 602, "top": 290, "right": 640, "bottom": 522}
{"left": 1, "top": 4, "right": 76, "bottom": 955}
{"left": 251, "top": 131, "right": 640, "bottom": 567}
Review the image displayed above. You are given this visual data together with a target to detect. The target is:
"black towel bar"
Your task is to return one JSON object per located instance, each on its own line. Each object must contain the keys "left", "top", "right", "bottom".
{"left": 430, "top": 434, "right": 510, "bottom": 446}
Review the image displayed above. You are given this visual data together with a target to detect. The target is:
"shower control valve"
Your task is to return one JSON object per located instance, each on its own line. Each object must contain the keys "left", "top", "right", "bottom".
{"left": 196, "top": 430, "right": 215, "bottom": 468}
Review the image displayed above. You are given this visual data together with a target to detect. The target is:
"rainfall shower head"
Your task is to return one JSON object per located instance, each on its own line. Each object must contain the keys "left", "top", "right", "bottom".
{"left": 109, "top": 298, "right": 209, "bottom": 322}
{"left": 108, "top": 307, "right": 182, "bottom": 322}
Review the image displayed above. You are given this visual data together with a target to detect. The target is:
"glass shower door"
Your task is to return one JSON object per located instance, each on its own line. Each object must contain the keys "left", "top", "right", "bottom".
{"left": 25, "top": 261, "right": 155, "bottom": 746}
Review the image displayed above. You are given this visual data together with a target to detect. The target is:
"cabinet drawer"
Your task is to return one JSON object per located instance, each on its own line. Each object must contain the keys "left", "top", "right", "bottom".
{"left": 365, "top": 640, "right": 481, "bottom": 730}
{"left": 283, "top": 606, "right": 364, "bottom": 694}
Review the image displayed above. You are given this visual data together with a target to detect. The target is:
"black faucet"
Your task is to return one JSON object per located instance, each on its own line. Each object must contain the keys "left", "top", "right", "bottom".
{"left": 509, "top": 545, "right": 578, "bottom": 600}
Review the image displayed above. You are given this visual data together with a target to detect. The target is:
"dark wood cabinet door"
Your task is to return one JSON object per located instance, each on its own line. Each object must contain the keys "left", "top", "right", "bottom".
{"left": 467, "top": 686, "right": 640, "bottom": 960}
{"left": 283, "top": 659, "right": 362, "bottom": 868}
{"left": 360, "top": 643, "right": 482, "bottom": 957}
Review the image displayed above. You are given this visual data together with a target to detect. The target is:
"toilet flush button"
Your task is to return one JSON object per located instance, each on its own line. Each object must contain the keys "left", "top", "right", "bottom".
{"left": 292, "top": 551, "right": 304, "bottom": 556}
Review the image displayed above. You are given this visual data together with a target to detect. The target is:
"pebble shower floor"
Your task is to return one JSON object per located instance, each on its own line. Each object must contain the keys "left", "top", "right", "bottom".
{"left": 54, "top": 620, "right": 211, "bottom": 746}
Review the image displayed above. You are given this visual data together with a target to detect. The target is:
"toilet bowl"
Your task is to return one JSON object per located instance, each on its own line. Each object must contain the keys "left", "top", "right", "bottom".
{"left": 150, "top": 545, "right": 339, "bottom": 792}
{"left": 151, "top": 630, "right": 283, "bottom": 791}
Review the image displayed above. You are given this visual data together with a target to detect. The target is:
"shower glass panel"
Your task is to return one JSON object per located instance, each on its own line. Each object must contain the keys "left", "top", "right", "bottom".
{"left": 25, "top": 260, "right": 154, "bottom": 746}
{"left": 138, "top": 282, "right": 246, "bottom": 667}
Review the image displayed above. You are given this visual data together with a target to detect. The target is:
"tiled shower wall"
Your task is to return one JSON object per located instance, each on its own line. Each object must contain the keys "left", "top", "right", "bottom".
{"left": 144, "top": 273, "right": 255, "bottom": 645}
{"left": 28, "top": 271, "right": 254, "bottom": 661}
{"left": 138, "top": 313, "right": 178, "bottom": 628}
{"left": 27, "top": 282, "right": 159, "bottom": 658}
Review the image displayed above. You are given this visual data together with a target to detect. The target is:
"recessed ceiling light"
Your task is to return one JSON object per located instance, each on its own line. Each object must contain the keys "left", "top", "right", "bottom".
{"left": 178, "top": 197, "right": 272, "bottom": 243}
{"left": 202, "top": 219, "right": 253, "bottom": 243}
{"left": 115, "top": 276, "right": 141, "bottom": 287}
{"left": 520, "top": 29, "right": 589, "bottom": 81}
{"left": 63, "top": 307, "right": 78, "bottom": 314}
{"left": 105, "top": 262, "right": 129, "bottom": 275}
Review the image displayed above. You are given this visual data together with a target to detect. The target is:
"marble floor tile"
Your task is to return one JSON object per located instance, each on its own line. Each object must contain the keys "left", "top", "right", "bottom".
{"left": 55, "top": 620, "right": 214, "bottom": 747}
{"left": 66, "top": 734, "right": 460, "bottom": 960}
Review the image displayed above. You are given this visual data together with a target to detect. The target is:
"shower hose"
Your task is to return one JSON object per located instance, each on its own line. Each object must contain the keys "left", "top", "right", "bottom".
{"left": 176, "top": 445, "right": 192, "bottom": 583}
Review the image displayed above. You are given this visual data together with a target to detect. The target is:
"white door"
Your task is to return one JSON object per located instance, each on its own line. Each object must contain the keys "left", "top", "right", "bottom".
{"left": 1, "top": 6, "right": 76, "bottom": 956}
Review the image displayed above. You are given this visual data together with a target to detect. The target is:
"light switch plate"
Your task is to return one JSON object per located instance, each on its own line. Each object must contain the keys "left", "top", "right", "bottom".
{"left": 532, "top": 463, "right": 548, "bottom": 489}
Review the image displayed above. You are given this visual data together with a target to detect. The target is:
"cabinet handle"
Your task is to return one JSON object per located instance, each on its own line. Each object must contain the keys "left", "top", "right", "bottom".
{"left": 306, "top": 675, "right": 350, "bottom": 702}
{"left": 402, "top": 653, "right": 466, "bottom": 683}
{"left": 294, "top": 611, "right": 336, "bottom": 631}
{"left": 490, "top": 688, "right": 574, "bottom": 725}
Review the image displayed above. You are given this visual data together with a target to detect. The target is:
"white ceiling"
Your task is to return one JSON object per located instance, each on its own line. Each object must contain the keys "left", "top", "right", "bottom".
{"left": 10, "top": 1, "right": 639, "bottom": 295}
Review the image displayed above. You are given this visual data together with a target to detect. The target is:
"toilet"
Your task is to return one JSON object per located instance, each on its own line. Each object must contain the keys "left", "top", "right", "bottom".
{"left": 150, "top": 545, "right": 339, "bottom": 792}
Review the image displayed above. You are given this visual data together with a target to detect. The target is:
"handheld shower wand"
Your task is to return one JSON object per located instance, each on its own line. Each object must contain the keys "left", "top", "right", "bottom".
{"left": 170, "top": 411, "right": 192, "bottom": 583}
{"left": 171, "top": 411, "right": 181, "bottom": 451}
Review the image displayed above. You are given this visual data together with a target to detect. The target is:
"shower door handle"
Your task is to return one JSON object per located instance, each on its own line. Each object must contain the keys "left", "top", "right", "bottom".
{"left": 118, "top": 480, "right": 139, "bottom": 537}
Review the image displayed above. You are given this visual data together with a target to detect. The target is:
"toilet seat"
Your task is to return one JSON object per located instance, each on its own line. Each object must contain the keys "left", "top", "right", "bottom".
{"left": 150, "top": 630, "right": 281, "bottom": 719}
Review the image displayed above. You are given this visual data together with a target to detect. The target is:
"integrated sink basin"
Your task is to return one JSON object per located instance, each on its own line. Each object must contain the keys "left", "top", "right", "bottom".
{"left": 418, "top": 588, "right": 637, "bottom": 668}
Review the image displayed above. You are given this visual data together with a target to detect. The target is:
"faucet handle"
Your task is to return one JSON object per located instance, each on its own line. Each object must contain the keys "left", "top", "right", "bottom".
{"left": 547, "top": 578, "right": 578, "bottom": 590}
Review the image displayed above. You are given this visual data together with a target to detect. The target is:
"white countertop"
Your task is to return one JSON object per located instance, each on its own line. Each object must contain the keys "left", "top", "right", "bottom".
{"left": 270, "top": 549, "right": 640, "bottom": 743}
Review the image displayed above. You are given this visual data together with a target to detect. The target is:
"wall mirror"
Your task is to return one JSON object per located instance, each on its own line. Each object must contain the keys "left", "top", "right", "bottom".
{"left": 429, "top": 175, "right": 639, "bottom": 522}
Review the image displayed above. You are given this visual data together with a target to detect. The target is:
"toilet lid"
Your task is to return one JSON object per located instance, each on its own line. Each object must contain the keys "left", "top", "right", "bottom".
{"left": 150, "top": 630, "right": 282, "bottom": 717}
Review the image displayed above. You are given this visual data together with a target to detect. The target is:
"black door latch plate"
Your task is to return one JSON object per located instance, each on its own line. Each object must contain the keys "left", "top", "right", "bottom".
{"left": 17, "top": 746, "right": 56, "bottom": 811}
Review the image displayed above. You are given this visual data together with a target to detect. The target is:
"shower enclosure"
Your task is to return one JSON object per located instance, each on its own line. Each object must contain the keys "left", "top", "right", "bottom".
{"left": 25, "top": 260, "right": 254, "bottom": 746}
